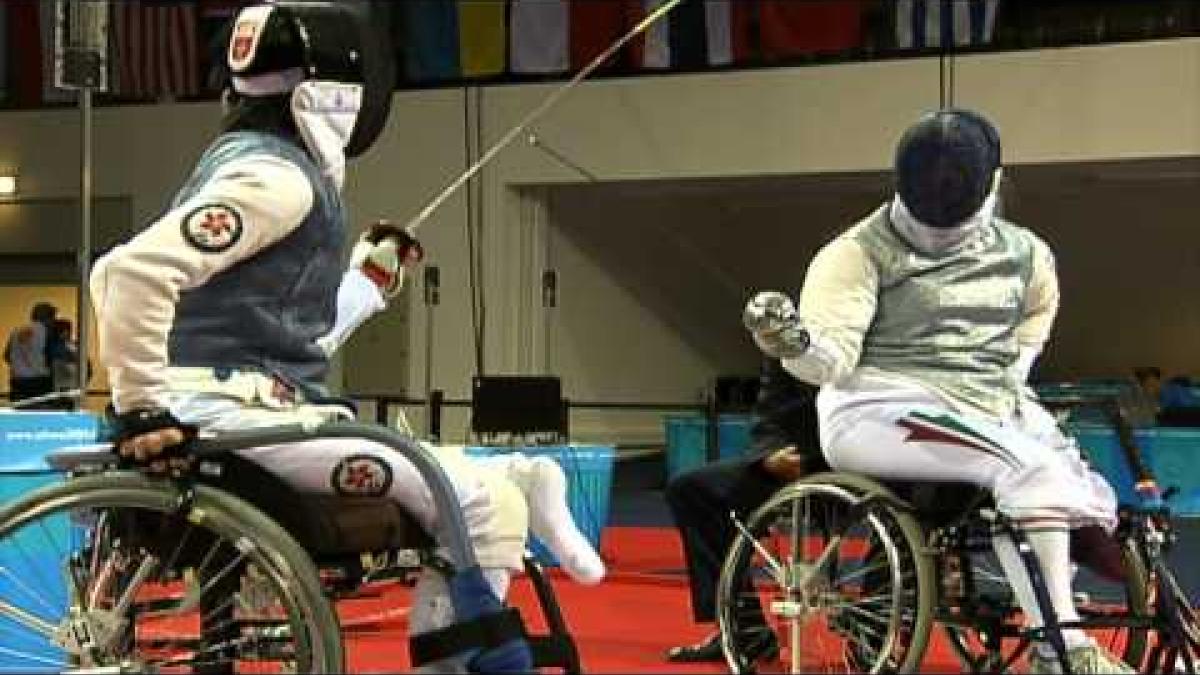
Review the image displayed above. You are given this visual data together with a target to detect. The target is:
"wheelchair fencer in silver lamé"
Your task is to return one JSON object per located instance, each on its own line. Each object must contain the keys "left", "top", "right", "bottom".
{"left": 713, "top": 429, "right": 1200, "bottom": 675}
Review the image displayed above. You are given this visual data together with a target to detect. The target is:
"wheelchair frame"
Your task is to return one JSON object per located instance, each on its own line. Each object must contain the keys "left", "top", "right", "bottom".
{"left": 0, "top": 420, "right": 583, "bottom": 674}
{"left": 715, "top": 394, "right": 1199, "bottom": 674}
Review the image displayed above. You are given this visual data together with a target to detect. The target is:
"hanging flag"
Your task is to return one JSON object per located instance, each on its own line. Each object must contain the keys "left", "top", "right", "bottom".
{"left": 569, "top": 0, "right": 629, "bottom": 72}
{"left": 704, "top": 0, "right": 756, "bottom": 67}
{"left": 628, "top": 0, "right": 710, "bottom": 70}
{"left": 640, "top": 0, "right": 671, "bottom": 70}
{"left": 0, "top": 3, "right": 9, "bottom": 102}
{"left": 666, "top": 0, "right": 708, "bottom": 69}
{"left": 112, "top": 0, "right": 200, "bottom": 101}
{"left": 458, "top": 0, "right": 506, "bottom": 78}
{"left": 197, "top": 0, "right": 245, "bottom": 19}
{"left": 399, "top": 0, "right": 460, "bottom": 83}
{"left": 759, "top": 0, "right": 864, "bottom": 62}
{"left": 895, "top": 0, "right": 1000, "bottom": 49}
{"left": 8, "top": 1, "right": 44, "bottom": 106}
{"left": 40, "top": 2, "right": 78, "bottom": 104}
{"left": 510, "top": 0, "right": 568, "bottom": 75}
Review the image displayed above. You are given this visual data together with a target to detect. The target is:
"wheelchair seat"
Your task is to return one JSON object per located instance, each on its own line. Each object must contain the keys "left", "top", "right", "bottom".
{"left": 197, "top": 453, "right": 435, "bottom": 558}
{"left": 880, "top": 479, "right": 992, "bottom": 530}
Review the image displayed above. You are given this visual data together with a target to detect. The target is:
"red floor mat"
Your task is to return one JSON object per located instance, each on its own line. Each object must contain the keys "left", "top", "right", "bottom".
{"left": 339, "top": 527, "right": 966, "bottom": 673}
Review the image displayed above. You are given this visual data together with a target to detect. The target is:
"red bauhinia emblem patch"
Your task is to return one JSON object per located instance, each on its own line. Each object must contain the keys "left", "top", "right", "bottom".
{"left": 331, "top": 455, "right": 393, "bottom": 497}
{"left": 181, "top": 204, "right": 243, "bottom": 253}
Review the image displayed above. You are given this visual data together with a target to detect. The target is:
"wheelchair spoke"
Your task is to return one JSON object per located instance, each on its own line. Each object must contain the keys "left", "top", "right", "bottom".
{"left": 4, "top": 532, "right": 65, "bottom": 613}
{"left": 732, "top": 514, "right": 789, "bottom": 587}
{"left": 719, "top": 481, "right": 931, "bottom": 674}
{"left": 159, "top": 521, "right": 196, "bottom": 575}
{"left": 0, "top": 478, "right": 342, "bottom": 673}
{"left": 831, "top": 559, "right": 890, "bottom": 588}
{"left": 0, "top": 565, "right": 61, "bottom": 619}
{"left": 0, "top": 643, "right": 66, "bottom": 668}
{"left": 0, "top": 595, "right": 57, "bottom": 638}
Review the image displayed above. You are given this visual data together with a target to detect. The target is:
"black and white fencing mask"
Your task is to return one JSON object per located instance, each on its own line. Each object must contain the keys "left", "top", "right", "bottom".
{"left": 227, "top": 2, "right": 395, "bottom": 184}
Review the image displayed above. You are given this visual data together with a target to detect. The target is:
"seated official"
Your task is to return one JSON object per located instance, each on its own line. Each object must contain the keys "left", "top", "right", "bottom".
{"left": 664, "top": 357, "right": 823, "bottom": 663}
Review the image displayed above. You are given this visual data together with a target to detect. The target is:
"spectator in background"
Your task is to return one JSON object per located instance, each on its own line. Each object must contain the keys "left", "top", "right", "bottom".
{"left": 46, "top": 318, "right": 82, "bottom": 409}
{"left": 664, "top": 357, "right": 823, "bottom": 663}
{"left": 1129, "top": 366, "right": 1164, "bottom": 426}
{"left": 3, "top": 302, "right": 57, "bottom": 405}
{"left": 1160, "top": 375, "right": 1197, "bottom": 409}
{"left": 1132, "top": 366, "right": 1200, "bottom": 426}
{"left": 1157, "top": 374, "right": 1200, "bottom": 427}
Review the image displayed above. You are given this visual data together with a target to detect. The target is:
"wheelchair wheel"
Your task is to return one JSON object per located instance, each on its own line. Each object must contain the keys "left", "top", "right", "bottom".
{"left": 941, "top": 532, "right": 1150, "bottom": 673}
{"left": 716, "top": 473, "right": 935, "bottom": 674}
{"left": 0, "top": 472, "right": 344, "bottom": 673}
{"left": 1142, "top": 558, "right": 1200, "bottom": 673}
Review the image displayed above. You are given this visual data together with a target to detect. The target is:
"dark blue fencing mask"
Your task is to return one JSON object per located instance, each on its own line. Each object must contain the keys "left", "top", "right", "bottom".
{"left": 894, "top": 109, "right": 1001, "bottom": 229}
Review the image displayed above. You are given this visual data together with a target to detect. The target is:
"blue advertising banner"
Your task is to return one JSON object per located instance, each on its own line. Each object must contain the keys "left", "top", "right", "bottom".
{"left": 0, "top": 412, "right": 100, "bottom": 472}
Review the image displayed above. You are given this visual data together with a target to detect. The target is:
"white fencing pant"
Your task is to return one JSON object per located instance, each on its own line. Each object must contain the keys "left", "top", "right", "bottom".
{"left": 166, "top": 392, "right": 531, "bottom": 664}
{"left": 821, "top": 394, "right": 1117, "bottom": 529}
{"left": 821, "top": 390, "right": 1118, "bottom": 644}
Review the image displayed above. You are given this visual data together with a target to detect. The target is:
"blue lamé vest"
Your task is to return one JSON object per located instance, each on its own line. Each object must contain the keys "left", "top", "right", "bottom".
{"left": 167, "top": 131, "right": 344, "bottom": 391}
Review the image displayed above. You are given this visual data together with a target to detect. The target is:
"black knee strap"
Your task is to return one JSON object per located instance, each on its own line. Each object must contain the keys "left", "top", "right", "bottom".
{"left": 408, "top": 607, "right": 527, "bottom": 667}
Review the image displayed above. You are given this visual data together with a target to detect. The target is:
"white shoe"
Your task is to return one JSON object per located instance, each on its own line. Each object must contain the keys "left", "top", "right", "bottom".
{"left": 510, "top": 456, "right": 606, "bottom": 585}
{"left": 1028, "top": 642, "right": 1136, "bottom": 674}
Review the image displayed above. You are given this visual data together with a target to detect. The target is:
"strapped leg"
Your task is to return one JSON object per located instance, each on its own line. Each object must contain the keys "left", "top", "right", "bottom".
{"left": 409, "top": 565, "right": 532, "bottom": 673}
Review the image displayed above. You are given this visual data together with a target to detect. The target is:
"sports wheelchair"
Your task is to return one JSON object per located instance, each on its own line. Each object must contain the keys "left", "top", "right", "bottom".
{"left": 715, "top": 395, "right": 1200, "bottom": 674}
{"left": 0, "top": 421, "right": 582, "bottom": 673}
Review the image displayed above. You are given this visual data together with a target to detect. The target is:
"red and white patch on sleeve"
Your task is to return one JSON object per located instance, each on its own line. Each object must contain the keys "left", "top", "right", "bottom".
{"left": 330, "top": 455, "right": 394, "bottom": 497}
{"left": 181, "top": 204, "right": 244, "bottom": 253}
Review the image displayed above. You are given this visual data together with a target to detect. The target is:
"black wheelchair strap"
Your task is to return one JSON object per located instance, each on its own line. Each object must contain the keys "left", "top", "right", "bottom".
{"left": 409, "top": 607, "right": 527, "bottom": 667}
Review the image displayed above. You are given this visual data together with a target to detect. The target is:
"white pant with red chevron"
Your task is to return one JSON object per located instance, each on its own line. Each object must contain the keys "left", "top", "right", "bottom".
{"left": 818, "top": 384, "right": 1117, "bottom": 530}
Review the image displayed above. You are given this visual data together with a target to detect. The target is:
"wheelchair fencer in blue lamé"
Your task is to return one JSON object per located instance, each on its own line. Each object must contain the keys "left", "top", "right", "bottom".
{"left": 0, "top": 422, "right": 590, "bottom": 674}
{"left": 0, "top": 3, "right": 604, "bottom": 672}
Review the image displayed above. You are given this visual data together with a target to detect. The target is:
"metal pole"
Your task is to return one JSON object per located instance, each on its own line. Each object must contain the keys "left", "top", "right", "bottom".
{"left": 76, "top": 86, "right": 93, "bottom": 404}
{"left": 423, "top": 266, "right": 440, "bottom": 438}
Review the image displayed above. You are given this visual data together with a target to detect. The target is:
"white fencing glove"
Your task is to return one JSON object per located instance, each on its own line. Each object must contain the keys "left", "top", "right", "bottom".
{"left": 349, "top": 220, "right": 424, "bottom": 298}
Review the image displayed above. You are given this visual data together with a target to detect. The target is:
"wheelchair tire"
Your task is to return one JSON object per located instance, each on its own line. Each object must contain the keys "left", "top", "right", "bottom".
{"left": 941, "top": 529, "right": 1150, "bottom": 673}
{"left": 716, "top": 472, "right": 935, "bottom": 674}
{"left": 0, "top": 471, "right": 345, "bottom": 673}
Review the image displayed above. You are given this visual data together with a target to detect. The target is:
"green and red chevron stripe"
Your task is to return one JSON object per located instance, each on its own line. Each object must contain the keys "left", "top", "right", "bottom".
{"left": 896, "top": 410, "right": 1022, "bottom": 469}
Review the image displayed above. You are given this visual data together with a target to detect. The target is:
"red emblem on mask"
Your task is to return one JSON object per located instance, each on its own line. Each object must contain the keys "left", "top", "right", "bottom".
{"left": 230, "top": 22, "right": 257, "bottom": 67}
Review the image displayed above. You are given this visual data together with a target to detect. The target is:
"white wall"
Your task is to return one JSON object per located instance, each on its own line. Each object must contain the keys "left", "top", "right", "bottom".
{"left": 0, "top": 39, "right": 1196, "bottom": 408}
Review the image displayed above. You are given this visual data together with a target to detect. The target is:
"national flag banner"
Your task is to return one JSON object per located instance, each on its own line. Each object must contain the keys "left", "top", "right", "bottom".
{"left": 42, "top": 2, "right": 80, "bottom": 102}
{"left": 8, "top": 0, "right": 44, "bottom": 106}
{"left": 399, "top": 0, "right": 460, "bottom": 83}
{"left": 569, "top": 0, "right": 629, "bottom": 72}
{"left": 628, "top": 0, "right": 712, "bottom": 71}
{"left": 510, "top": 0, "right": 568, "bottom": 74}
{"left": 197, "top": 0, "right": 246, "bottom": 20}
{"left": 626, "top": 0, "right": 671, "bottom": 69}
{"left": 113, "top": 0, "right": 200, "bottom": 101}
{"left": 759, "top": 0, "right": 865, "bottom": 61}
{"left": 704, "top": 0, "right": 755, "bottom": 67}
{"left": 457, "top": 0, "right": 507, "bottom": 78}
{"left": 666, "top": 0, "right": 709, "bottom": 69}
{"left": 0, "top": 2, "right": 8, "bottom": 101}
{"left": 895, "top": 0, "right": 1000, "bottom": 49}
